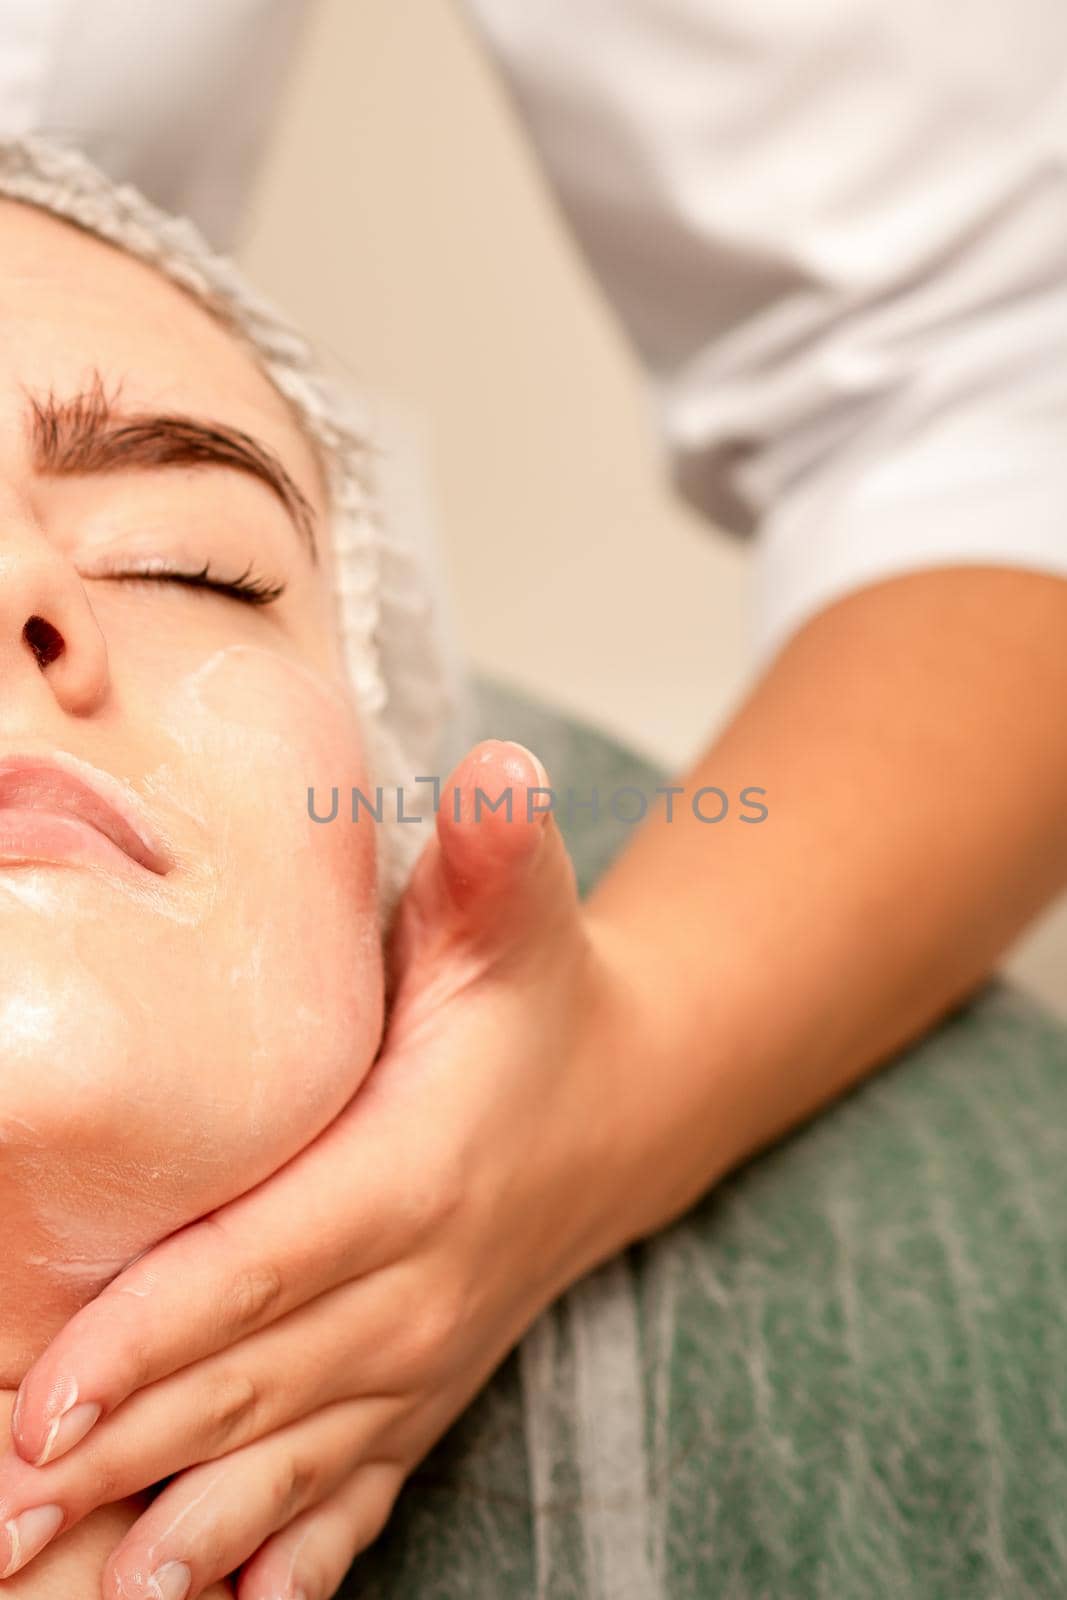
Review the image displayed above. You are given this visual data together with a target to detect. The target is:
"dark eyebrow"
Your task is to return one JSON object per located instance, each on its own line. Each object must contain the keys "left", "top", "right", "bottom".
{"left": 26, "top": 371, "right": 318, "bottom": 563}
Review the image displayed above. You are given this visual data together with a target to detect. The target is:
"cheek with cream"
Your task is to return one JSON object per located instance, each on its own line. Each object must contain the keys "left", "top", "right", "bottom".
{"left": 0, "top": 644, "right": 384, "bottom": 1384}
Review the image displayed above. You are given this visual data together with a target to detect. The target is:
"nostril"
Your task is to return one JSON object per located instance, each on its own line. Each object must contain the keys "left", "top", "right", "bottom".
{"left": 24, "top": 615, "right": 65, "bottom": 669}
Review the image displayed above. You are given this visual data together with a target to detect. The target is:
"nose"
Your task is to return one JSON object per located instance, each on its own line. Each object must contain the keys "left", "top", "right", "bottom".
{"left": 0, "top": 529, "right": 110, "bottom": 717}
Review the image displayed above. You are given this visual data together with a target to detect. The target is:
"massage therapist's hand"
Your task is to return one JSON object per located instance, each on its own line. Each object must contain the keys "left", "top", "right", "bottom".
{"left": 0, "top": 740, "right": 648, "bottom": 1600}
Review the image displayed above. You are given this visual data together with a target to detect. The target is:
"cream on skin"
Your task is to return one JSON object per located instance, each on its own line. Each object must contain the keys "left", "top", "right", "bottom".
{"left": 0, "top": 197, "right": 386, "bottom": 1590}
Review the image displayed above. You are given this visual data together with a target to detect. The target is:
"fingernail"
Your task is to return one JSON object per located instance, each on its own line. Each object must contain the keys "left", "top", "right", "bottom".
{"left": 0, "top": 1503, "right": 64, "bottom": 1578}
{"left": 34, "top": 1399, "right": 101, "bottom": 1467}
{"left": 504, "top": 741, "right": 550, "bottom": 790}
{"left": 147, "top": 1559, "right": 193, "bottom": 1600}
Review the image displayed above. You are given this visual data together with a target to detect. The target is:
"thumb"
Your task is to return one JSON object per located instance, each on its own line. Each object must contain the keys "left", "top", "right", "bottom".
{"left": 389, "top": 739, "right": 579, "bottom": 983}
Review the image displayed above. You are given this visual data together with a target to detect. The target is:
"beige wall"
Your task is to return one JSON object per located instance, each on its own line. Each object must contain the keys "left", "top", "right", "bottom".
{"left": 238, "top": 0, "right": 1066, "bottom": 1018}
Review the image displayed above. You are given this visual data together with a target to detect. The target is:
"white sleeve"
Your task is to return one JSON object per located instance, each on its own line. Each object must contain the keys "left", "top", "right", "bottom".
{"left": 465, "top": 0, "right": 1067, "bottom": 662}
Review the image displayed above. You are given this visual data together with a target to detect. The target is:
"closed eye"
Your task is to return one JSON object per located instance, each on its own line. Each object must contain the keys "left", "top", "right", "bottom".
{"left": 98, "top": 560, "right": 286, "bottom": 607}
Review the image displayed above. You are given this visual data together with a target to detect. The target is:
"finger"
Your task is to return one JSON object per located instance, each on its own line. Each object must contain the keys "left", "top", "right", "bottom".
{"left": 439, "top": 738, "right": 553, "bottom": 880}
{"left": 235, "top": 1462, "right": 404, "bottom": 1600}
{"left": 10, "top": 1079, "right": 438, "bottom": 1471}
{"left": 232, "top": 1325, "right": 525, "bottom": 1600}
{"left": 0, "top": 1270, "right": 424, "bottom": 1546}
{"left": 101, "top": 1400, "right": 401, "bottom": 1600}
{"left": 394, "top": 739, "right": 578, "bottom": 976}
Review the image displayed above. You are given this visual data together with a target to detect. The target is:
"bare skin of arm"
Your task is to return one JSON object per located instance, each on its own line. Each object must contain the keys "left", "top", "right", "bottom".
{"left": 587, "top": 565, "right": 1067, "bottom": 1247}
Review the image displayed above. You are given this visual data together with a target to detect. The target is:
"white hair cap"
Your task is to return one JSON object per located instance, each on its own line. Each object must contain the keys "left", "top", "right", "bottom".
{"left": 0, "top": 136, "right": 466, "bottom": 923}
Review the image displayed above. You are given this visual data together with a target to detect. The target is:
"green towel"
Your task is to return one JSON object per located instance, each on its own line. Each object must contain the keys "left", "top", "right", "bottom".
{"left": 341, "top": 680, "right": 1067, "bottom": 1600}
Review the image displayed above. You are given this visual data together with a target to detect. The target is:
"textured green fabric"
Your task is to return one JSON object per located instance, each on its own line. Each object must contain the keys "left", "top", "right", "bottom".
{"left": 339, "top": 679, "right": 1067, "bottom": 1600}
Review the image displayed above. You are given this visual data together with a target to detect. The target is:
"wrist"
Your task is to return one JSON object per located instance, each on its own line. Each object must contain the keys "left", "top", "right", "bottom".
{"left": 569, "top": 906, "right": 744, "bottom": 1267}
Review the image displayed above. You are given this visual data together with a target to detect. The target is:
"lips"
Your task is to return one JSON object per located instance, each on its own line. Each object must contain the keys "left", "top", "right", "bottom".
{"left": 0, "top": 755, "right": 172, "bottom": 878}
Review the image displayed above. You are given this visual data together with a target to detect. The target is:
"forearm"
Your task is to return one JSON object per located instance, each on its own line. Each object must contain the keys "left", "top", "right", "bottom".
{"left": 587, "top": 567, "right": 1067, "bottom": 1246}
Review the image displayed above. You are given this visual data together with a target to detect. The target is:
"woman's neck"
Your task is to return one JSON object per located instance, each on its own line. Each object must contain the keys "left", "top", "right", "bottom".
{"left": 0, "top": 1251, "right": 124, "bottom": 1390}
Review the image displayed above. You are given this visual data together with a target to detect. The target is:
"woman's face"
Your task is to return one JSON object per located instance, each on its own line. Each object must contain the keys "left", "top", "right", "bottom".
{"left": 0, "top": 200, "right": 383, "bottom": 1379}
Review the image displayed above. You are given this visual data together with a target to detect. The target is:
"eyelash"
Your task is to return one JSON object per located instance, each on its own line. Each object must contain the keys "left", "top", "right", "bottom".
{"left": 102, "top": 561, "right": 286, "bottom": 607}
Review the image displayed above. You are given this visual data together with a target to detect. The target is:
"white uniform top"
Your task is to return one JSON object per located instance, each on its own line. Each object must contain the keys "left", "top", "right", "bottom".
{"left": 5, "top": 0, "right": 1067, "bottom": 659}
